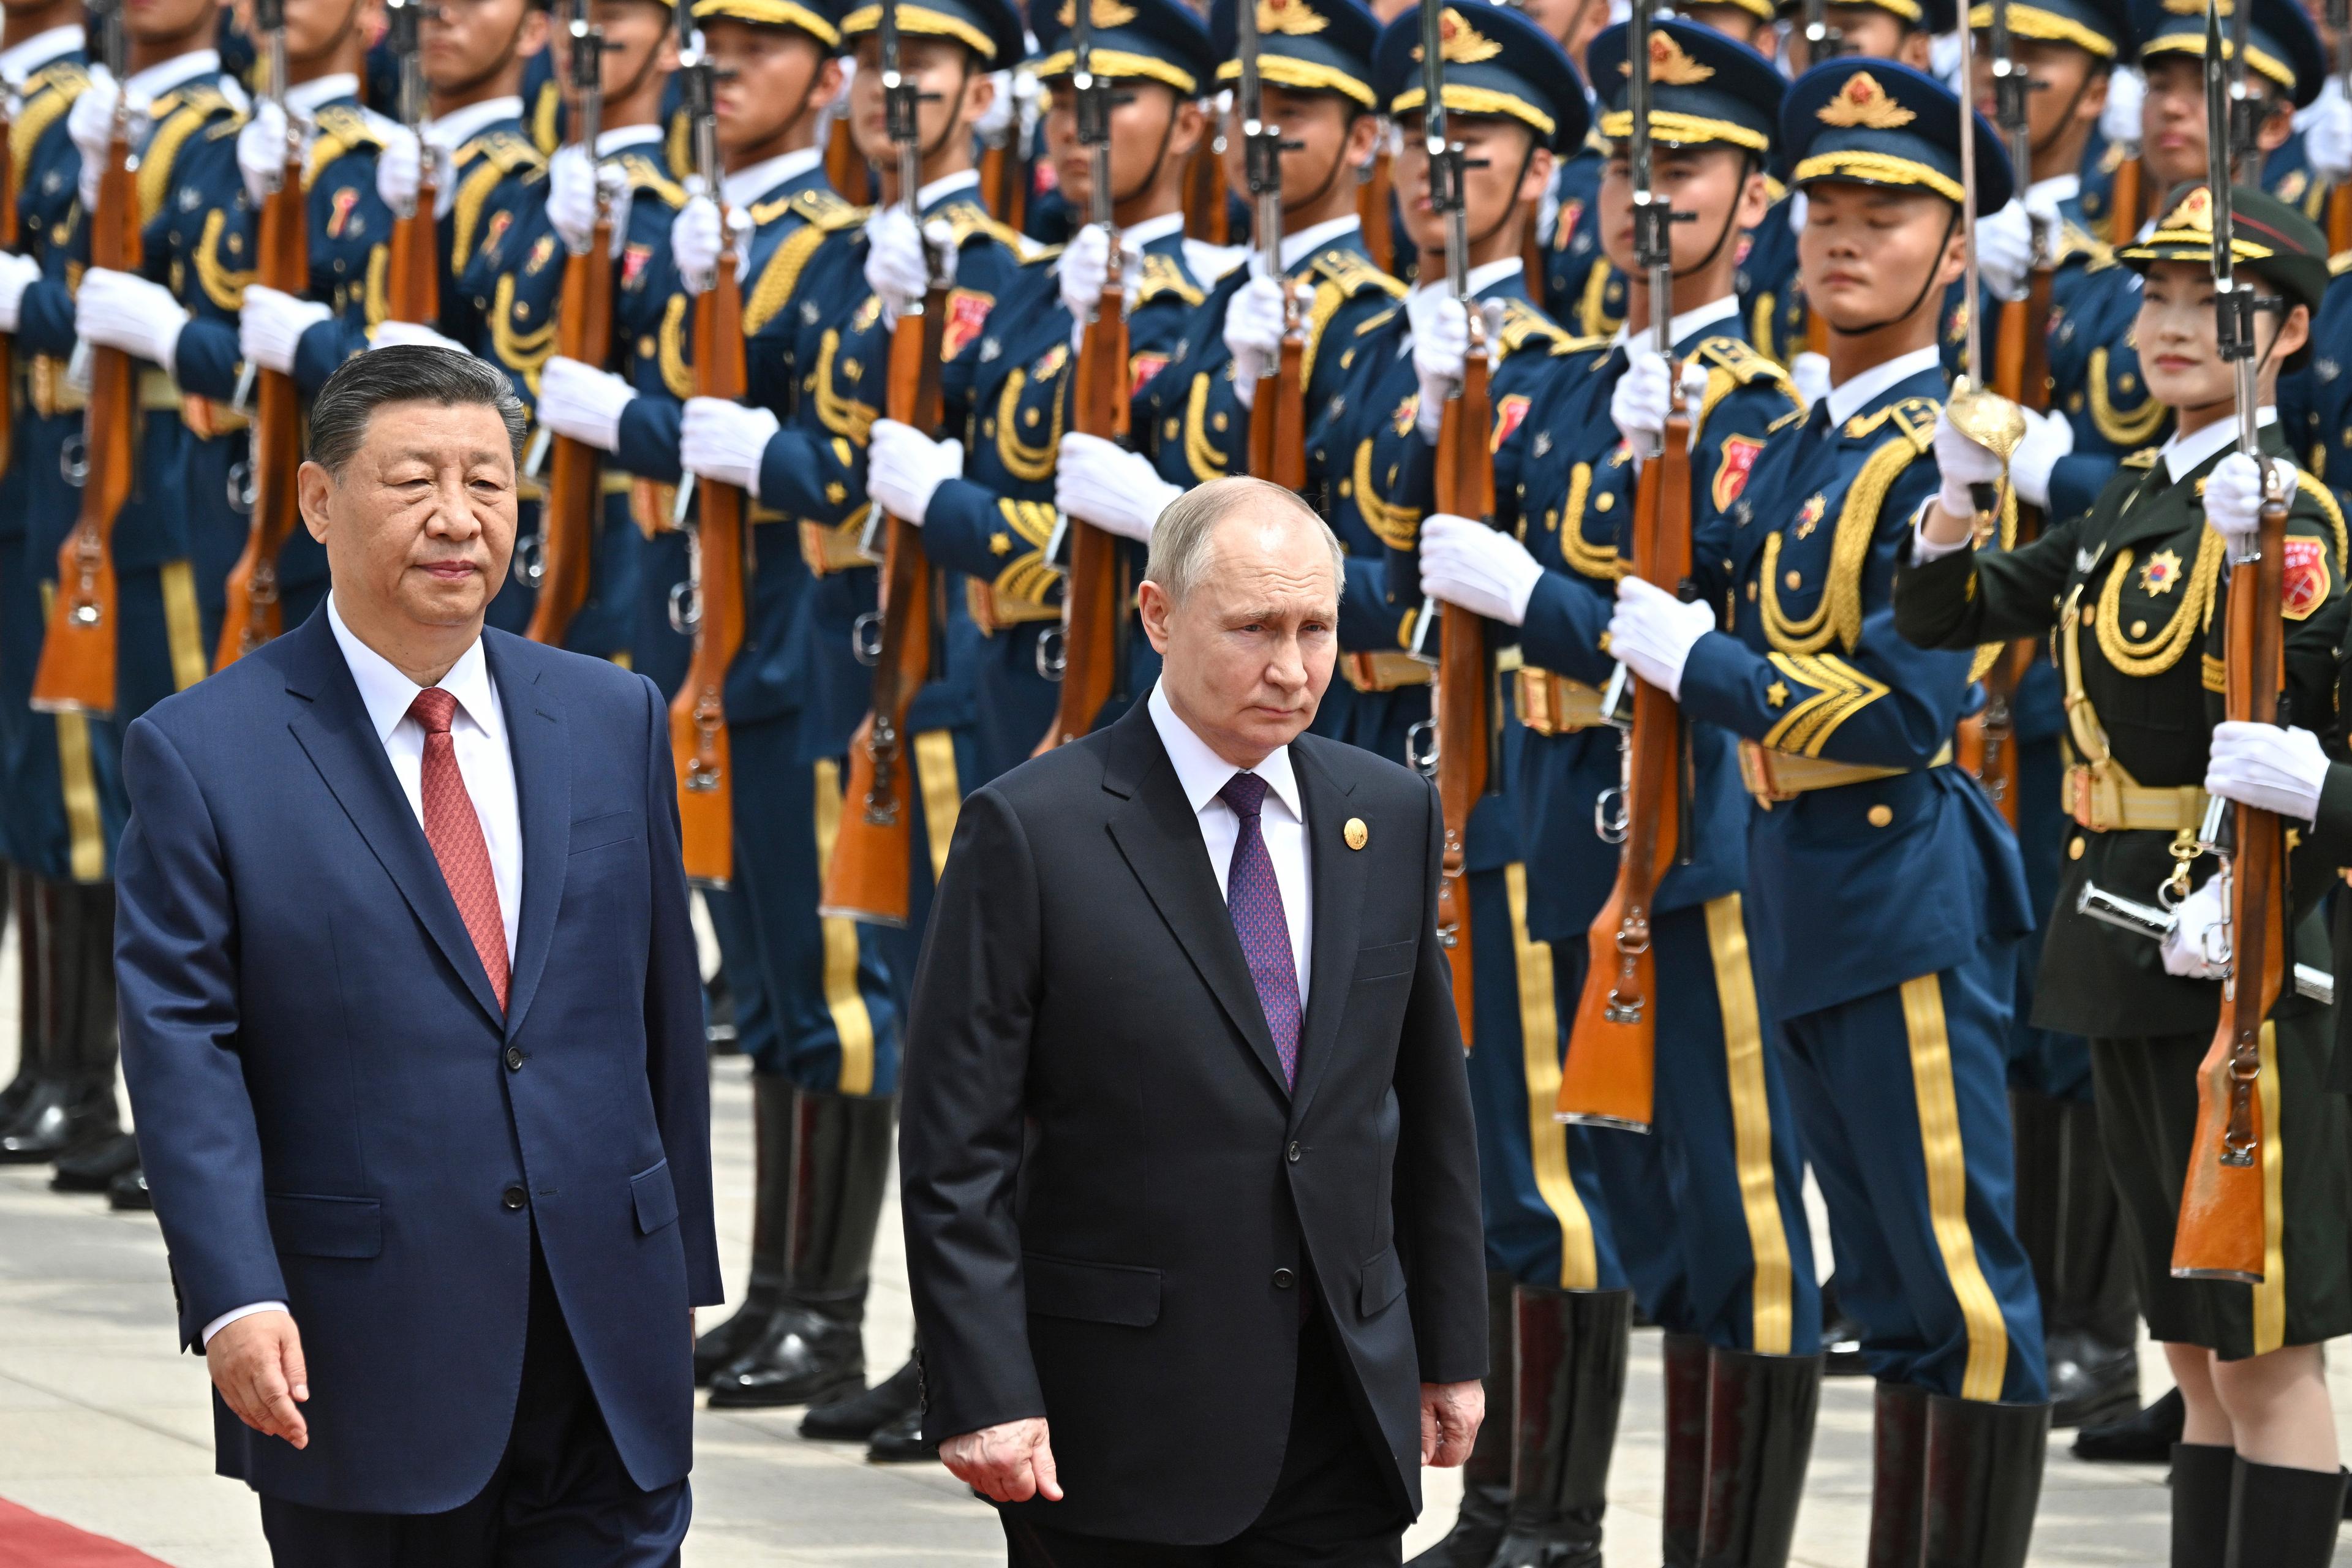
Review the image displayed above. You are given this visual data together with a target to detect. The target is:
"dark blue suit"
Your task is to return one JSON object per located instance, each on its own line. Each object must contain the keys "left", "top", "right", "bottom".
{"left": 113, "top": 609, "right": 722, "bottom": 1525}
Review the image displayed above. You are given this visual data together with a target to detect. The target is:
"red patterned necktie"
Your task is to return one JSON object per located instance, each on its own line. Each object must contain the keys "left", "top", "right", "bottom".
{"left": 409, "top": 688, "right": 509, "bottom": 1010}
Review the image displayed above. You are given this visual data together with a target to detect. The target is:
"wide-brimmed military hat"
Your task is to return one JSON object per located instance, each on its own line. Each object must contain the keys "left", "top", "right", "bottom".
{"left": 1212, "top": 0, "right": 1382, "bottom": 108}
{"left": 2133, "top": 0, "right": 2324, "bottom": 108}
{"left": 2119, "top": 182, "right": 2331, "bottom": 314}
{"left": 1031, "top": 0, "right": 1218, "bottom": 96}
{"left": 1968, "top": 0, "right": 2133, "bottom": 62}
{"left": 1774, "top": 0, "right": 1960, "bottom": 38}
{"left": 1586, "top": 17, "right": 1784, "bottom": 157}
{"left": 1782, "top": 58, "right": 2015, "bottom": 215}
{"left": 1371, "top": 4, "right": 1588, "bottom": 151}
{"left": 695, "top": 0, "right": 841, "bottom": 47}
{"left": 841, "top": 0, "right": 1026, "bottom": 67}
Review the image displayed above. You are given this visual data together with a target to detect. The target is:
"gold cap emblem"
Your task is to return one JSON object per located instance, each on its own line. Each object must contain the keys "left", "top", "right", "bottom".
{"left": 1618, "top": 31, "right": 1714, "bottom": 85}
{"left": 1409, "top": 7, "right": 1501, "bottom": 62}
{"left": 1817, "top": 71, "right": 1916, "bottom": 129}
{"left": 2160, "top": 185, "right": 2214, "bottom": 233}
{"left": 1258, "top": 0, "right": 1328, "bottom": 36}
{"left": 1344, "top": 817, "right": 1368, "bottom": 851}
{"left": 1057, "top": 0, "right": 1137, "bottom": 23}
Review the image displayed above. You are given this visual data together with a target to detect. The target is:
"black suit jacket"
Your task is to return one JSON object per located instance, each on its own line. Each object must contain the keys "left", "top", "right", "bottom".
{"left": 900, "top": 699, "right": 1485, "bottom": 1544}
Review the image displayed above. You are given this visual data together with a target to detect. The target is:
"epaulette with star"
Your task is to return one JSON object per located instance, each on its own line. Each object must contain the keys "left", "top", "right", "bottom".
{"left": 1843, "top": 394, "right": 1939, "bottom": 449}
{"left": 1548, "top": 331, "right": 1613, "bottom": 363}
{"left": 1496, "top": 299, "right": 1565, "bottom": 358}
{"left": 2122, "top": 447, "right": 2162, "bottom": 467}
{"left": 459, "top": 126, "right": 545, "bottom": 178}
{"left": 306, "top": 104, "right": 388, "bottom": 184}
{"left": 750, "top": 187, "right": 864, "bottom": 231}
{"left": 940, "top": 198, "right": 1043, "bottom": 258}
{"left": 1308, "top": 248, "right": 1404, "bottom": 299}
{"left": 617, "top": 152, "right": 688, "bottom": 207}
{"left": 1692, "top": 336, "right": 1787, "bottom": 385}
{"left": 1136, "top": 251, "right": 1203, "bottom": 307}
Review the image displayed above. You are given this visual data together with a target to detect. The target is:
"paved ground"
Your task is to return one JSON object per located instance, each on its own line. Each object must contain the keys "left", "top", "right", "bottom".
{"left": 2, "top": 919, "right": 2349, "bottom": 1564}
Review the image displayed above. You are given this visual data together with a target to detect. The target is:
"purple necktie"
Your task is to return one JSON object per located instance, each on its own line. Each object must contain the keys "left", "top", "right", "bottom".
{"left": 1220, "top": 772, "right": 1300, "bottom": 1089}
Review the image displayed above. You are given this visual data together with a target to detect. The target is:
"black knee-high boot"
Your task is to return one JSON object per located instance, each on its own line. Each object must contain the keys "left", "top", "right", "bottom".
{"left": 1406, "top": 1271, "right": 1515, "bottom": 1566}
{"left": 1697, "top": 1347, "right": 1823, "bottom": 1568}
{"left": 2169, "top": 1442, "right": 2234, "bottom": 1568}
{"left": 2, "top": 880, "right": 116, "bottom": 1163}
{"left": 2225, "top": 1457, "right": 2348, "bottom": 1568}
{"left": 1864, "top": 1382, "right": 1929, "bottom": 1568}
{"left": 1485, "top": 1286, "right": 1631, "bottom": 1568}
{"left": 1659, "top": 1333, "right": 1709, "bottom": 1568}
{"left": 693, "top": 1074, "right": 796, "bottom": 1384}
{"left": 1919, "top": 1394, "right": 2050, "bottom": 1568}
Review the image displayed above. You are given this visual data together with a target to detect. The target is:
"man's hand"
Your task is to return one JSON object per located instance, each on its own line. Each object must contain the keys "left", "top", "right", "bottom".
{"left": 206, "top": 1310, "right": 310, "bottom": 1450}
{"left": 1420, "top": 1379, "right": 1483, "bottom": 1466}
{"left": 940, "top": 1416, "right": 1063, "bottom": 1503}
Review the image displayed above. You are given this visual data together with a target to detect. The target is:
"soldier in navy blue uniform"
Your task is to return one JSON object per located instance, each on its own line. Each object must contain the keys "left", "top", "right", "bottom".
{"left": 1407, "top": 23, "right": 1825, "bottom": 1567}
{"left": 1901, "top": 182, "right": 2352, "bottom": 1568}
{"left": 0, "top": 6, "right": 104, "bottom": 1175}
{"left": 1604, "top": 61, "right": 2052, "bottom": 1562}
{"left": 865, "top": 0, "right": 1230, "bottom": 782}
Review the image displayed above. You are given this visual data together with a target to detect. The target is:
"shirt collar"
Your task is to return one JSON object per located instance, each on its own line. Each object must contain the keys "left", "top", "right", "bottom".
{"left": 2160, "top": 407, "right": 2278, "bottom": 483}
{"left": 1610, "top": 293, "right": 1740, "bottom": 353}
{"left": 1409, "top": 256, "right": 1523, "bottom": 307}
{"left": 1825, "top": 345, "right": 1943, "bottom": 428}
{"left": 2028, "top": 172, "right": 2080, "bottom": 207}
{"left": 1279, "top": 214, "right": 1360, "bottom": 273}
{"left": 1147, "top": 682, "right": 1304, "bottom": 826}
{"left": 285, "top": 72, "right": 356, "bottom": 119}
{"left": 723, "top": 146, "right": 821, "bottom": 208}
{"left": 1120, "top": 210, "right": 1185, "bottom": 249}
{"left": 0, "top": 24, "right": 81, "bottom": 88}
{"left": 426, "top": 95, "right": 522, "bottom": 150}
{"left": 597, "top": 124, "right": 660, "bottom": 156}
{"left": 917, "top": 168, "right": 981, "bottom": 210}
{"left": 326, "top": 595, "right": 502, "bottom": 746}
{"left": 126, "top": 48, "right": 217, "bottom": 101}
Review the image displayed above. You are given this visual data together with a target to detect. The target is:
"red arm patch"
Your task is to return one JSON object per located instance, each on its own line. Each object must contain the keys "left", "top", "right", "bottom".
{"left": 941, "top": 289, "right": 994, "bottom": 361}
{"left": 1490, "top": 394, "right": 1531, "bottom": 452}
{"left": 1712, "top": 434, "right": 1766, "bottom": 512}
{"left": 2282, "top": 535, "right": 2331, "bottom": 620}
{"left": 1128, "top": 353, "right": 1168, "bottom": 398}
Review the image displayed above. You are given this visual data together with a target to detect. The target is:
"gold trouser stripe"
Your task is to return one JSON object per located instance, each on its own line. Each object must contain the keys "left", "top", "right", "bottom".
{"left": 911, "top": 729, "right": 961, "bottom": 886}
{"left": 1507, "top": 862, "right": 1599, "bottom": 1291}
{"left": 1900, "top": 973, "right": 2011, "bottom": 1402}
{"left": 1704, "top": 893, "right": 1795, "bottom": 1355}
{"left": 2255, "top": 1020, "right": 2285, "bottom": 1355}
{"left": 39, "top": 582, "right": 107, "bottom": 882}
{"left": 811, "top": 758, "right": 878, "bottom": 1097}
{"left": 158, "top": 560, "right": 208, "bottom": 692}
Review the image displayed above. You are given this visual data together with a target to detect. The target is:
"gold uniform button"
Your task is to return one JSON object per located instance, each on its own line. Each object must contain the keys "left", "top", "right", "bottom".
{"left": 1785, "top": 570, "right": 1802, "bottom": 590}
{"left": 1344, "top": 818, "right": 1368, "bottom": 850}
{"left": 2132, "top": 619, "right": 2147, "bottom": 637}
{"left": 1596, "top": 492, "right": 1615, "bottom": 511}
{"left": 2081, "top": 606, "right": 2096, "bottom": 628}
{"left": 2069, "top": 836, "right": 2086, "bottom": 860}
{"left": 1867, "top": 804, "right": 1894, "bottom": 827}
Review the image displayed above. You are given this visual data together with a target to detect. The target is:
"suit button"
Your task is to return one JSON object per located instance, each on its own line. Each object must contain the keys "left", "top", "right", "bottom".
{"left": 1286, "top": 1141, "right": 1302, "bottom": 1163}
{"left": 1273, "top": 1268, "right": 1296, "bottom": 1290}
{"left": 502, "top": 1185, "right": 527, "bottom": 1212}
{"left": 505, "top": 1046, "right": 525, "bottom": 1071}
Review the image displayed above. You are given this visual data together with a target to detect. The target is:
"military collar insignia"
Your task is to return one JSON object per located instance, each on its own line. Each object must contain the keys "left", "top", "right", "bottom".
{"left": 1817, "top": 71, "right": 1914, "bottom": 129}
{"left": 2076, "top": 543, "right": 2104, "bottom": 573}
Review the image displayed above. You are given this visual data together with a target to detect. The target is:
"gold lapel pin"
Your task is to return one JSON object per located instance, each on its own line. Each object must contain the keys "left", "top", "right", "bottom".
{"left": 1344, "top": 818, "right": 1368, "bottom": 851}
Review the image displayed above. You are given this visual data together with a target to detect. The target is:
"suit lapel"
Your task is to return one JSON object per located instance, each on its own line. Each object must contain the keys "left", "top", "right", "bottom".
{"left": 488, "top": 635, "right": 569, "bottom": 1041}
{"left": 279, "top": 613, "right": 505, "bottom": 1028}
{"left": 1100, "top": 706, "right": 1292, "bottom": 1097}
{"left": 1286, "top": 739, "right": 1365, "bottom": 1128}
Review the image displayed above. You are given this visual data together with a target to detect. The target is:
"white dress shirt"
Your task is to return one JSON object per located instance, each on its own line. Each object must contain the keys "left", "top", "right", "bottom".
{"left": 1608, "top": 293, "right": 1741, "bottom": 353}
{"left": 1148, "top": 682, "right": 1314, "bottom": 1008}
{"left": 205, "top": 604, "right": 529, "bottom": 1348}
{"left": 0, "top": 23, "right": 81, "bottom": 86}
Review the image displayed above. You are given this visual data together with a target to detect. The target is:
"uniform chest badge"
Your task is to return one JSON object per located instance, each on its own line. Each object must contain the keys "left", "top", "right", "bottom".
{"left": 1555, "top": 199, "right": 1582, "bottom": 250}
{"left": 1128, "top": 352, "right": 1167, "bottom": 396}
{"left": 2139, "top": 548, "right": 2182, "bottom": 595}
{"left": 1392, "top": 393, "right": 1419, "bottom": 437}
{"left": 1032, "top": 342, "right": 1068, "bottom": 379}
{"left": 328, "top": 187, "right": 361, "bottom": 239}
{"left": 979, "top": 336, "right": 1001, "bottom": 362}
{"left": 1793, "top": 492, "right": 1826, "bottom": 539}
{"left": 2282, "top": 535, "right": 2332, "bottom": 620}
{"left": 2321, "top": 358, "right": 2340, "bottom": 382}
{"left": 1734, "top": 233, "right": 1753, "bottom": 268}
{"left": 622, "top": 243, "right": 653, "bottom": 290}
{"left": 524, "top": 233, "right": 556, "bottom": 275}
{"left": 1713, "top": 434, "right": 1766, "bottom": 511}
{"left": 1491, "top": 394, "right": 1531, "bottom": 450}
{"left": 802, "top": 299, "right": 823, "bottom": 326}
{"left": 1531, "top": 431, "right": 1552, "bottom": 459}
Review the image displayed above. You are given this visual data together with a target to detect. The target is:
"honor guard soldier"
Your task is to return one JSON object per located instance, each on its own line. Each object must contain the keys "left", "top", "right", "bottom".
{"left": 1901, "top": 182, "right": 2352, "bottom": 1568}
{"left": 1605, "top": 60, "right": 2056, "bottom": 1561}
{"left": 0, "top": 3, "right": 99, "bottom": 1172}
{"left": 869, "top": 0, "right": 1230, "bottom": 780}
{"left": 674, "top": 0, "right": 1032, "bottom": 1454}
{"left": 1409, "top": 21, "right": 1824, "bottom": 1567}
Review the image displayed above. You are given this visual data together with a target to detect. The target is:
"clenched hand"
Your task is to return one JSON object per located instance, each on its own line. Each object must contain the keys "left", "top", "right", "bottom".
{"left": 208, "top": 1310, "right": 309, "bottom": 1450}
{"left": 940, "top": 1416, "right": 1063, "bottom": 1503}
{"left": 1420, "top": 1379, "right": 1484, "bottom": 1466}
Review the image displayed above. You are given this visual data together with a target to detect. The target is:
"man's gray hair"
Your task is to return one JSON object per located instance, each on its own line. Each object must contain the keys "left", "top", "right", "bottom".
{"left": 1145, "top": 477, "right": 1346, "bottom": 603}
{"left": 307, "top": 345, "right": 529, "bottom": 476}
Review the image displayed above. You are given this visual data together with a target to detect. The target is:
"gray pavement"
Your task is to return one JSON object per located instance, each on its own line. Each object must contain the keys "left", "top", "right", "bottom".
{"left": 0, "top": 919, "right": 2345, "bottom": 1564}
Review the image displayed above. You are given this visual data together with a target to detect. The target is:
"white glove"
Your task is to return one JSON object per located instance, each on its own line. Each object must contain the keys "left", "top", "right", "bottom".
{"left": 2306, "top": 80, "right": 2352, "bottom": 184}
{"left": 1056, "top": 431, "right": 1182, "bottom": 543}
{"left": 1419, "top": 513, "right": 1544, "bottom": 626}
{"left": 0, "top": 250, "right": 41, "bottom": 333}
{"left": 75, "top": 267, "right": 187, "bottom": 374}
{"left": 1932, "top": 404, "right": 2007, "bottom": 519}
{"left": 866, "top": 418, "right": 963, "bottom": 526}
{"left": 1409, "top": 293, "right": 1467, "bottom": 442}
{"left": 1974, "top": 200, "right": 2033, "bottom": 303}
{"left": 976, "top": 70, "right": 1015, "bottom": 141}
{"left": 2202, "top": 451, "right": 2268, "bottom": 551}
{"left": 1058, "top": 224, "right": 1142, "bottom": 347}
{"left": 1792, "top": 350, "right": 1831, "bottom": 411}
{"left": 2160, "top": 875, "right": 2227, "bottom": 980}
{"left": 2206, "top": 721, "right": 2332, "bottom": 824}
{"left": 236, "top": 100, "right": 295, "bottom": 208}
{"left": 2101, "top": 65, "right": 2146, "bottom": 149}
{"left": 68, "top": 74, "right": 141, "bottom": 212}
{"left": 670, "top": 196, "right": 753, "bottom": 292}
{"left": 548, "top": 145, "right": 631, "bottom": 258}
{"left": 680, "top": 396, "right": 780, "bottom": 499}
{"left": 238, "top": 284, "right": 332, "bottom": 374}
{"left": 371, "top": 318, "right": 465, "bottom": 352}
{"left": 376, "top": 126, "right": 457, "bottom": 220}
{"left": 2007, "top": 406, "right": 2075, "bottom": 510}
{"left": 1224, "top": 271, "right": 1292, "bottom": 409}
{"left": 1786, "top": 189, "right": 1807, "bottom": 235}
{"left": 536, "top": 355, "right": 636, "bottom": 453}
{"left": 865, "top": 208, "right": 956, "bottom": 326}
{"left": 1606, "top": 575, "right": 1717, "bottom": 699}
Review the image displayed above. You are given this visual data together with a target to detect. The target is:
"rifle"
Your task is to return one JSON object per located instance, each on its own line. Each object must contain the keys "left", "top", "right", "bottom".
{"left": 217, "top": 0, "right": 309, "bottom": 667}
{"left": 1041, "top": 0, "right": 1129, "bottom": 748}
{"left": 1401, "top": 0, "right": 1492, "bottom": 1045}
{"left": 1356, "top": 115, "right": 1393, "bottom": 274}
{"left": 2174, "top": 0, "right": 2288, "bottom": 1284}
{"left": 524, "top": 7, "right": 615, "bottom": 647}
{"left": 1795, "top": 0, "right": 1839, "bottom": 358}
{"left": 0, "top": 57, "right": 19, "bottom": 484}
{"left": 1183, "top": 99, "right": 1228, "bottom": 243}
{"left": 980, "top": 88, "right": 1027, "bottom": 229}
{"left": 30, "top": 0, "right": 132, "bottom": 716}
{"left": 825, "top": 102, "right": 869, "bottom": 202}
{"left": 2108, "top": 151, "right": 2141, "bottom": 241}
{"left": 385, "top": 0, "right": 439, "bottom": 323}
{"left": 1520, "top": 195, "right": 1543, "bottom": 309}
{"left": 2329, "top": 0, "right": 2352, "bottom": 251}
{"left": 820, "top": 0, "right": 947, "bottom": 925}
{"left": 1558, "top": 0, "right": 1690, "bottom": 1129}
{"left": 669, "top": 23, "right": 747, "bottom": 884}
{"left": 1237, "top": 0, "right": 1304, "bottom": 488}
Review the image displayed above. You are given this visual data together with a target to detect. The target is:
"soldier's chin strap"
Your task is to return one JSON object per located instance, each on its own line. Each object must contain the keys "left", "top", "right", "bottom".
{"left": 1466, "top": 142, "right": 1537, "bottom": 252}
{"left": 439, "top": 14, "right": 537, "bottom": 105}
{"left": 1114, "top": 92, "right": 1182, "bottom": 211}
{"left": 1284, "top": 121, "right": 1358, "bottom": 223}
{"left": 1672, "top": 150, "right": 1752, "bottom": 280}
{"left": 1828, "top": 199, "right": 1961, "bottom": 339}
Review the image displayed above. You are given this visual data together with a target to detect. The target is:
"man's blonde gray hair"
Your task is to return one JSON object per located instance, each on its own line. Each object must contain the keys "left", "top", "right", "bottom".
{"left": 1145, "top": 477, "right": 1346, "bottom": 604}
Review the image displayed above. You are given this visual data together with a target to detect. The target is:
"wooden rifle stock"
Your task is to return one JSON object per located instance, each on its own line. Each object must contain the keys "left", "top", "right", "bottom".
{"left": 1044, "top": 278, "right": 1129, "bottom": 749}
{"left": 1558, "top": 396, "right": 1690, "bottom": 1129}
{"left": 1183, "top": 131, "right": 1227, "bottom": 244}
{"left": 2109, "top": 155, "right": 2141, "bottom": 244}
{"left": 826, "top": 112, "right": 869, "bottom": 204}
{"left": 1520, "top": 197, "right": 1544, "bottom": 311}
{"left": 671, "top": 246, "right": 749, "bottom": 884}
{"left": 216, "top": 134, "right": 311, "bottom": 667}
{"left": 0, "top": 94, "right": 17, "bottom": 483}
{"left": 819, "top": 276, "right": 948, "bottom": 925}
{"left": 30, "top": 110, "right": 139, "bottom": 716}
{"left": 1428, "top": 344, "right": 1493, "bottom": 1045}
{"left": 1357, "top": 143, "right": 1393, "bottom": 275}
{"left": 2173, "top": 494, "right": 2290, "bottom": 1282}
{"left": 1804, "top": 288, "right": 1828, "bottom": 356}
{"left": 388, "top": 162, "right": 440, "bottom": 323}
{"left": 525, "top": 213, "right": 616, "bottom": 646}
{"left": 1246, "top": 323, "right": 1306, "bottom": 490}
{"left": 980, "top": 135, "right": 1025, "bottom": 230}
{"left": 2332, "top": 180, "right": 2352, "bottom": 257}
